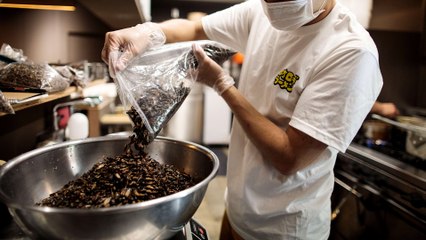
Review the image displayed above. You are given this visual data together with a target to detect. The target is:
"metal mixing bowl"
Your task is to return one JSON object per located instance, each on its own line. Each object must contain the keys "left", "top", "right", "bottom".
{"left": 0, "top": 135, "right": 219, "bottom": 239}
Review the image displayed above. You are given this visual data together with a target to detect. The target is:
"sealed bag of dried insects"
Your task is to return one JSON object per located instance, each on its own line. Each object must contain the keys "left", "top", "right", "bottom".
{"left": 112, "top": 40, "right": 235, "bottom": 145}
{"left": 0, "top": 63, "right": 70, "bottom": 93}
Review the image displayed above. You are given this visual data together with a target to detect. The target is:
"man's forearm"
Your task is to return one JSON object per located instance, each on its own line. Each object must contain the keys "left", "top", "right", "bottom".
{"left": 221, "top": 86, "right": 300, "bottom": 175}
{"left": 221, "top": 86, "right": 327, "bottom": 175}
{"left": 159, "top": 19, "right": 208, "bottom": 43}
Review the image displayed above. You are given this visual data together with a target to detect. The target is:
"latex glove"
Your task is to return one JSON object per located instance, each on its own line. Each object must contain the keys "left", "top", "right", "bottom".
{"left": 101, "top": 22, "right": 166, "bottom": 77}
{"left": 192, "top": 43, "right": 235, "bottom": 95}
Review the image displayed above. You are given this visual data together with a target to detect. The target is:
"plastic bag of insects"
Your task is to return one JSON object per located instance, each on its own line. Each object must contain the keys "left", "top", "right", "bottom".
{"left": 52, "top": 65, "right": 87, "bottom": 88}
{"left": 112, "top": 40, "right": 236, "bottom": 145}
{"left": 0, "top": 62, "right": 70, "bottom": 93}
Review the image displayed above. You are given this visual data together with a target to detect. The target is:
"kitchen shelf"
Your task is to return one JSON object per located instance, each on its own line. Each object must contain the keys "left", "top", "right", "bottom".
{"left": 0, "top": 79, "right": 107, "bottom": 117}
{"left": 0, "top": 87, "right": 77, "bottom": 117}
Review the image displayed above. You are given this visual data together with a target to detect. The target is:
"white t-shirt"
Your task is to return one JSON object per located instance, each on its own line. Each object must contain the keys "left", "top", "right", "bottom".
{"left": 202, "top": 1, "right": 383, "bottom": 239}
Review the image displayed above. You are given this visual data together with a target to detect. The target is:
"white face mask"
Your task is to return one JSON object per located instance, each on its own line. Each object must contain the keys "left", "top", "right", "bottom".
{"left": 261, "top": 0, "right": 328, "bottom": 31}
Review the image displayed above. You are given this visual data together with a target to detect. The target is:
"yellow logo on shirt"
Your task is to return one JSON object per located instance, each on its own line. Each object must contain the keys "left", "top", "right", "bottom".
{"left": 273, "top": 69, "right": 300, "bottom": 93}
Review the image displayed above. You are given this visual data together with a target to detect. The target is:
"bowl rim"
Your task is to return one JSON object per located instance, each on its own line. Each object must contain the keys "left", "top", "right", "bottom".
{"left": 0, "top": 135, "right": 220, "bottom": 214}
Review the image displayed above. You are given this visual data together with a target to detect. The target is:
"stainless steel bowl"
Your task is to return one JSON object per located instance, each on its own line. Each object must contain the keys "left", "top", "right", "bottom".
{"left": 0, "top": 135, "right": 219, "bottom": 240}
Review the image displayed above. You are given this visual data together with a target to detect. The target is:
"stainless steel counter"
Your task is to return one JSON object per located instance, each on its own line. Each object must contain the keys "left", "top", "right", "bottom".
{"left": 345, "top": 143, "right": 426, "bottom": 190}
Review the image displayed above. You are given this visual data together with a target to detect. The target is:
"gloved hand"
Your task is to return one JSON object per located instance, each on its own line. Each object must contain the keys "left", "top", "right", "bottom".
{"left": 101, "top": 22, "right": 166, "bottom": 77}
{"left": 192, "top": 43, "right": 235, "bottom": 95}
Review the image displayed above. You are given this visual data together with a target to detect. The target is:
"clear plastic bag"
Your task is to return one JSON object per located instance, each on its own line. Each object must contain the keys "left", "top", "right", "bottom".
{"left": 0, "top": 62, "right": 70, "bottom": 92}
{"left": 0, "top": 43, "right": 27, "bottom": 62}
{"left": 113, "top": 40, "right": 235, "bottom": 145}
{"left": 0, "top": 91, "right": 14, "bottom": 114}
{"left": 52, "top": 65, "right": 86, "bottom": 88}
{"left": 0, "top": 43, "right": 82, "bottom": 92}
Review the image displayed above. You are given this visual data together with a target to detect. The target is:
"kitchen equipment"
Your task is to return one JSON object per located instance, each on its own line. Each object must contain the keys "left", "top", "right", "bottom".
{"left": 53, "top": 97, "right": 102, "bottom": 131}
{"left": 83, "top": 61, "right": 109, "bottom": 83}
{"left": 36, "top": 97, "right": 102, "bottom": 148}
{"left": 372, "top": 114, "right": 426, "bottom": 135}
{"left": 330, "top": 111, "right": 426, "bottom": 240}
{"left": 65, "top": 112, "right": 89, "bottom": 140}
{"left": 361, "top": 119, "right": 392, "bottom": 143}
{"left": 0, "top": 135, "right": 219, "bottom": 240}
{"left": 371, "top": 114, "right": 426, "bottom": 159}
{"left": 0, "top": 160, "right": 12, "bottom": 226}
{"left": 331, "top": 143, "right": 426, "bottom": 240}
{"left": 0, "top": 217, "right": 210, "bottom": 240}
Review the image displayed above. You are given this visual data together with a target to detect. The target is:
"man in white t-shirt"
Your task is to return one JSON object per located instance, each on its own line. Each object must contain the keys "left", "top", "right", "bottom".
{"left": 102, "top": 0, "right": 383, "bottom": 239}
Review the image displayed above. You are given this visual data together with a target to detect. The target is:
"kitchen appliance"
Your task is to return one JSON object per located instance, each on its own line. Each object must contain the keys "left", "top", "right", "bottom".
{"left": 361, "top": 119, "right": 392, "bottom": 142}
{"left": 0, "top": 135, "right": 218, "bottom": 240}
{"left": 0, "top": 217, "right": 209, "bottom": 240}
{"left": 36, "top": 97, "right": 102, "bottom": 148}
{"left": 371, "top": 114, "right": 426, "bottom": 159}
{"left": 330, "top": 117, "right": 426, "bottom": 239}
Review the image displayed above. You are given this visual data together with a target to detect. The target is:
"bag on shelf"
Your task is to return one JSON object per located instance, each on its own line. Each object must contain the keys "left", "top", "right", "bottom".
{"left": 0, "top": 62, "right": 70, "bottom": 93}
{"left": 0, "top": 43, "right": 86, "bottom": 92}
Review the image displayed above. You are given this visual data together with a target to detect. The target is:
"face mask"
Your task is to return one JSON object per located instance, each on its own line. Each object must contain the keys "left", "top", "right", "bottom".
{"left": 261, "top": 0, "right": 328, "bottom": 31}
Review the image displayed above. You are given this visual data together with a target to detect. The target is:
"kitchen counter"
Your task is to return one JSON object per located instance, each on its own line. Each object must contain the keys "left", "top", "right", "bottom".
{"left": 346, "top": 143, "right": 426, "bottom": 188}
{"left": 0, "top": 79, "right": 107, "bottom": 117}
{"left": 0, "top": 87, "right": 77, "bottom": 117}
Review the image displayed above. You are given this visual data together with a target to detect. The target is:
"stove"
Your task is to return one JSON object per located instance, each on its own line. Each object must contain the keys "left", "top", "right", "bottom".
{"left": 0, "top": 217, "right": 209, "bottom": 240}
{"left": 353, "top": 132, "right": 426, "bottom": 170}
{"left": 330, "top": 131, "right": 426, "bottom": 240}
